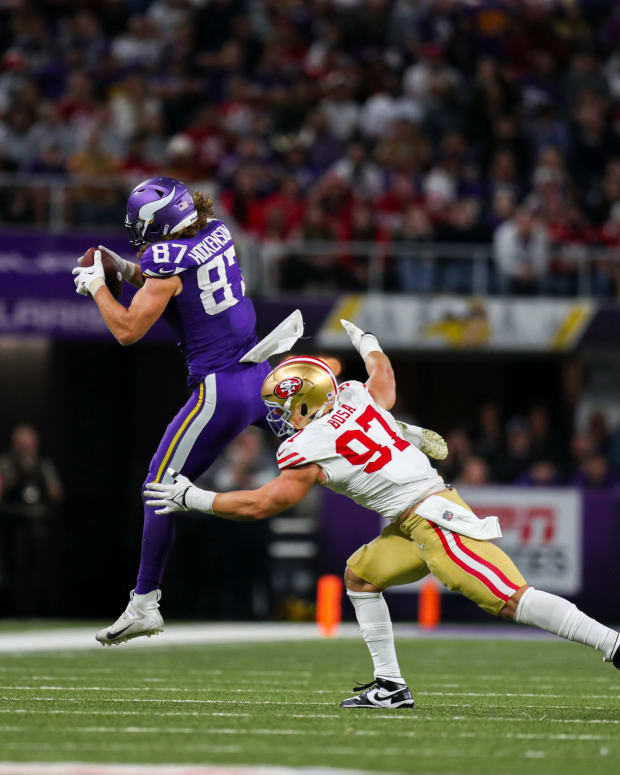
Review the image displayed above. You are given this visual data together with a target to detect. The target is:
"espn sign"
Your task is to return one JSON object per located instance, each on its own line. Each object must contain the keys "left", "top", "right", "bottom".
{"left": 459, "top": 487, "right": 583, "bottom": 595}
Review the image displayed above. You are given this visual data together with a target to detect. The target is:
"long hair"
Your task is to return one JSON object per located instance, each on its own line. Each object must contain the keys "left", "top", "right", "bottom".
{"left": 136, "top": 191, "right": 215, "bottom": 258}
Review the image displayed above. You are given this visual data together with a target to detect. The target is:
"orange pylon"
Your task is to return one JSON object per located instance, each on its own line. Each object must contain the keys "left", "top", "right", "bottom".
{"left": 316, "top": 574, "right": 342, "bottom": 636}
{"left": 418, "top": 578, "right": 441, "bottom": 630}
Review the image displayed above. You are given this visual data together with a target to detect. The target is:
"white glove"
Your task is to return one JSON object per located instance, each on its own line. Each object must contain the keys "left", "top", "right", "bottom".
{"left": 72, "top": 249, "right": 105, "bottom": 297}
{"left": 96, "top": 244, "right": 135, "bottom": 283}
{"left": 397, "top": 421, "right": 448, "bottom": 461}
{"left": 340, "top": 318, "right": 383, "bottom": 361}
{"left": 143, "top": 468, "right": 216, "bottom": 515}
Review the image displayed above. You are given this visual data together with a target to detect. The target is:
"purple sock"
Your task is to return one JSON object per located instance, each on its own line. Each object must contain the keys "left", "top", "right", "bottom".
{"left": 135, "top": 500, "right": 176, "bottom": 594}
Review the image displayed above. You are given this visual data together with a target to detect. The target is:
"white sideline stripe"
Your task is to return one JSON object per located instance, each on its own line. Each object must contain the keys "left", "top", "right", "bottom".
{"left": 0, "top": 725, "right": 614, "bottom": 743}
{"left": 0, "top": 708, "right": 618, "bottom": 727}
{"left": 3, "top": 685, "right": 620, "bottom": 700}
{"left": 439, "top": 527, "right": 517, "bottom": 598}
{"left": 0, "top": 686, "right": 335, "bottom": 694}
{"left": 0, "top": 710, "right": 248, "bottom": 718}
{"left": 0, "top": 623, "right": 566, "bottom": 653}
{"left": 3, "top": 695, "right": 620, "bottom": 721}
{"left": 0, "top": 696, "right": 335, "bottom": 707}
{"left": 0, "top": 624, "right": 358, "bottom": 653}
{"left": 0, "top": 764, "right": 398, "bottom": 775}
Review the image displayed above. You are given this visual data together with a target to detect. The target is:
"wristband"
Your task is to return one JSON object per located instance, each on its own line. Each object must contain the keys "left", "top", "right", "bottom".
{"left": 122, "top": 261, "right": 136, "bottom": 283}
{"left": 90, "top": 278, "right": 105, "bottom": 297}
{"left": 359, "top": 333, "right": 383, "bottom": 361}
{"left": 185, "top": 486, "right": 216, "bottom": 514}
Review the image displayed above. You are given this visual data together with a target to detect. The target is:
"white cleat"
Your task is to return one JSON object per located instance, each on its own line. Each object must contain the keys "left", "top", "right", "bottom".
{"left": 95, "top": 589, "right": 164, "bottom": 646}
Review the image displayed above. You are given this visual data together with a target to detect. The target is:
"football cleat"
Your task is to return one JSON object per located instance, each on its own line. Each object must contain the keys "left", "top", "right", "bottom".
{"left": 95, "top": 589, "right": 163, "bottom": 647}
{"left": 339, "top": 677, "right": 415, "bottom": 709}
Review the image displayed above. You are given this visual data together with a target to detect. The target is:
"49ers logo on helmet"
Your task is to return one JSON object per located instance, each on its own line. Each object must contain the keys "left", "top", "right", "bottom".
{"left": 274, "top": 377, "right": 303, "bottom": 399}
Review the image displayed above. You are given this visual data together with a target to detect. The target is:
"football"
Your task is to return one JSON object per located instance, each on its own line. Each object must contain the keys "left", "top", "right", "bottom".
{"left": 80, "top": 247, "right": 124, "bottom": 299}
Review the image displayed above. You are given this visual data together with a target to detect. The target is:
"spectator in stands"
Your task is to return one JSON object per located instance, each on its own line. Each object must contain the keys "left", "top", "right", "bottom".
{"left": 435, "top": 198, "right": 488, "bottom": 293}
{"left": 438, "top": 427, "right": 472, "bottom": 484}
{"left": 257, "top": 176, "right": 306, "bottom": 241}
{"left": 570, "top": 431, "right": 597, "bottom": 478}
{"left": 516, "top": 459, "right": 562, "bottom": 487}
{"left": 402, "top": 42, "right": 460, "bottom": 112}
{"left": 528, "top": 404, "right": 565, "bottom": 463}
{"left": 472, "top": 402, "right": 503, "bottom": 463}
{"left": 281, "top": 203, "right": 338, "bottom": 291}
{"left": 457, "top": 456, "right": 490, "bottom": 487}
{"left": 0, "top": 425, "right": 63, "bottom": 615}
{"left": 320, "top": 71, "right": 360, "bottom": 142}
{"left": 572, "top": 453, "right": 617, "bottom": 489}
{"left": 0, "top": 0, "right": 619, "bottom": 297}
{"left": 493, "top": 205, "right": 550, "bottom": 294}
{"left": 328, "top": 142, "right": 383, "bottom": 202}
{"left": 494, "top": 416, "right": 532, "bottom": 483}
{"left": 392, "top": 205, "right": 435, "bottom": 293}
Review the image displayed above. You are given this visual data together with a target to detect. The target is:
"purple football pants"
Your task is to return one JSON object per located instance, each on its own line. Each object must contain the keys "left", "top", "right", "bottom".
{"left": 135, "top": 360, "right": 271, "bottom": 594}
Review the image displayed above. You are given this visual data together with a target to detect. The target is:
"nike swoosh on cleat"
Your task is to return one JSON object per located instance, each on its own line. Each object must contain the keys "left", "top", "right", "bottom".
{"left": 106, "top": 624, "right": 133, "bottom": 640}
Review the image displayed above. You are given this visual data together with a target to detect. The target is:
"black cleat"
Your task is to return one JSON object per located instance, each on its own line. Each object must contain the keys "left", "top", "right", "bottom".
{"left": 612, "top": 637, "right": 620, "bottom": 670}
{"left": 340, "top": 677, "right": 415, "bottom": 709}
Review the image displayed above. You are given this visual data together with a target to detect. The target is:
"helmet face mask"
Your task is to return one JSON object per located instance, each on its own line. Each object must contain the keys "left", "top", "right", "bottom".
{"left": 261, "top": 356, "right": 338, "bottom": 438}
{"left": 125, "top": 176, "right": 198, "bottom": 250}
{"left": 264, "top": 399, "right": 297, "bottom": 438}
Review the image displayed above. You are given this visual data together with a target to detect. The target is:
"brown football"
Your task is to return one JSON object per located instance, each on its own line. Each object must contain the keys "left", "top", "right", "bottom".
{"left": 81, "top": 247, "right": 124, "bottom": 299}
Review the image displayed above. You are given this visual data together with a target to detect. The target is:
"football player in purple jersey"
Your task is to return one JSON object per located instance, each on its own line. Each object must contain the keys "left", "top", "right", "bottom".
{"left": 72, "top": 176, "right": 296, "bottom": 645}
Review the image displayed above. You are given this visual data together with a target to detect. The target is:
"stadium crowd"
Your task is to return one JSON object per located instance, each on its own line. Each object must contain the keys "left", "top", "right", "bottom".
{"left": 435, "top": 401, "right": 620, "bottom": 489}
{"left": 1, "top": 0, "right": 620, "bottom": 294}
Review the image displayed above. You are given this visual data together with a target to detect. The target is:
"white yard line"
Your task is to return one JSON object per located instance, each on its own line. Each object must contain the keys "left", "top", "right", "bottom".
{"left": 0, "top": 709, "right": 248, "bottom": 718}
{"left": 2, "top": 694, "right": 620, "bottom": 722}
{"left": 2, "top": 685, "right": 619, "bottom": 701}
{"left": 0, "top": 764, "right": 400, "bottom": 775}
{"left": 0, "top": 714, "right": 618, "bottom": 732}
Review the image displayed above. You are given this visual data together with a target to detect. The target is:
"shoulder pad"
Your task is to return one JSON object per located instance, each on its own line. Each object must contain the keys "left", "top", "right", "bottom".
{"left": 141, "top": 241, "right": 195, "bottom": 278}
{"left": 277, "top": 430, "right": 309, "bottom": 471}
{"left": 338, "top": 380, "right": 367, "bottom": 395}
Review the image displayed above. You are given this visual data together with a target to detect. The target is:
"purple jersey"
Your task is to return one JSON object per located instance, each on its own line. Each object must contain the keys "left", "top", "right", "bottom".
{"left": 141, "top": 219, "right": 258, "bottom": 383}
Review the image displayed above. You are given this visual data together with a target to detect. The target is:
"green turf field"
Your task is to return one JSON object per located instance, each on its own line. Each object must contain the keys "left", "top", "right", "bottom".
{"left": 0, "top": 636, "right": 618, "bottom": 775}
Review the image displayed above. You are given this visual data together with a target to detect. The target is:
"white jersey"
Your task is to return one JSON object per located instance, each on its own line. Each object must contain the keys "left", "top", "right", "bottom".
{"left": 277, "top": 381, "right": 444, "bottom": 521}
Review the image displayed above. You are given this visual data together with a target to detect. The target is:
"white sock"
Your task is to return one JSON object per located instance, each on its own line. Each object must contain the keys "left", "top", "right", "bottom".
{"left": 347, "top": 590, "right": 404, "bottom": 682}
{"left": 515, "top": 587, "right": 620, "bottom": 660}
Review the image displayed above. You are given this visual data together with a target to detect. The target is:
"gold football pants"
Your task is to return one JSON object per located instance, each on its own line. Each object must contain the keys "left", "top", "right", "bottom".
{"left": 347, "top": 488, "right": 527, "bottom": 615}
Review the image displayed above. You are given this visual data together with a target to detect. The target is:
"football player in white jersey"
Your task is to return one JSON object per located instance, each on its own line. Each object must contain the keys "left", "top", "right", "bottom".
{"left": 144, "top": 320, "right": 620, "bottom": 710}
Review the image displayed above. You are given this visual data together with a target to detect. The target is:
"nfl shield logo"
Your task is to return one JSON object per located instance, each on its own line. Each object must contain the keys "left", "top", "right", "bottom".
{"left": 442, "top": 510, "right": 454, "bottom": 521}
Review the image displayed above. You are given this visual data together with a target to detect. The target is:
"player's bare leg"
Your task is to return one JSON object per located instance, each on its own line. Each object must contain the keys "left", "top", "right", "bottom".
{"left": 501, "top": 583, "right": 620, "bottom": 666}
{"left": 340, "top": 566, "right": 414, "bottom": 709}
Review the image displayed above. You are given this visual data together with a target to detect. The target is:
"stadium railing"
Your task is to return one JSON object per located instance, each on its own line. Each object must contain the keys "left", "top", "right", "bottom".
{"left": 1, "top": 173, "right": 619, "bottom": 298}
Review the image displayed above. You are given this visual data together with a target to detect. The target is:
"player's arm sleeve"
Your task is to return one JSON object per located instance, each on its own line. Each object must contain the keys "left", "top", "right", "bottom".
{"left": 276, "top": 437, "right": 311, "bottom": 471}
{"left": 276, "top": 429, "right": 325, "bottom": 472}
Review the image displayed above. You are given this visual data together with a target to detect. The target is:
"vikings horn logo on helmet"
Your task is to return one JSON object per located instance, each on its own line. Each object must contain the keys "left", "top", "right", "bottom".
{"left": 274, "top": 377, "right": 303, "bottom": 399}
